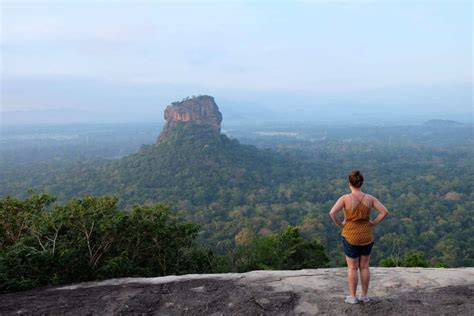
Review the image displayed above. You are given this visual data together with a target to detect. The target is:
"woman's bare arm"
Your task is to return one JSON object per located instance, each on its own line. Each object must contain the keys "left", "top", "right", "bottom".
{"left": 370, "top": 196, "right": 390, "bottom": 226}
{"left": 329, "top": 196, "right": 346, "bottom": 229}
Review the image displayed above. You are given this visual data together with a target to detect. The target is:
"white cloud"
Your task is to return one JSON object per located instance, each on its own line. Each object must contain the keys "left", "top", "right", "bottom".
{"left": 1, "top": 0, "right": 471, "bottom": 97}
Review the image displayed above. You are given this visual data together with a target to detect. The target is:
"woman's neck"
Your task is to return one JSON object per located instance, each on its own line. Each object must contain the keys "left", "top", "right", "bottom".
{"left": 350, "top": 188, "right": 362, "bottom": 194}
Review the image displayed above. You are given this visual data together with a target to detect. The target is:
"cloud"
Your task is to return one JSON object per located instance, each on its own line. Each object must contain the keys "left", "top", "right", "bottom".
{"left": 1, "top": 0, "right": 471, "bottom": 107}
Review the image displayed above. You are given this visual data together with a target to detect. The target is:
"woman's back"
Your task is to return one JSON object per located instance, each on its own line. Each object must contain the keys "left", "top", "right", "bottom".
{"left": 328, "top": 169, "right": 390, "bottom": 304}
{"left": 342, "top": 193, "right": 374, "bottom": 245}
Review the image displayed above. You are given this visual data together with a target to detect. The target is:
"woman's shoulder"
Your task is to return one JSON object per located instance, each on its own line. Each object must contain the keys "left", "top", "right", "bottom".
{"left": 341, "top": 193, "right": 351, "bottom": 200}
{"left": 363, "top": 193, "right": 377, "bottom": 200}
{"left": 362, "top": 193, "right": 378, "bottom": 206}
{"left": 341, "top": 193, "right": 352, "bottom": 205}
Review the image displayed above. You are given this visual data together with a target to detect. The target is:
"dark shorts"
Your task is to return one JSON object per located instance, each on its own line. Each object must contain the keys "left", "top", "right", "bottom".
{"left": 341, "top": 236, "right": 374, "bottom": 258}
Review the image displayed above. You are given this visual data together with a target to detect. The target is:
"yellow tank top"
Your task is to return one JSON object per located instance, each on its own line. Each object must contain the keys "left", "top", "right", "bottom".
{"left": 341, "top": 193, "right": 374, "bottom": 245}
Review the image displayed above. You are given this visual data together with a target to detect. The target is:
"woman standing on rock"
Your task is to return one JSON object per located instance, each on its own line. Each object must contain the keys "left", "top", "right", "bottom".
{"left": 329, "top": 170, "right": 390, "bottom": 304}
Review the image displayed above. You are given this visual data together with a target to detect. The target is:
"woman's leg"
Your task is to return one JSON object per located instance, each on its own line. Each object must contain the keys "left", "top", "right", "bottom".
{"left": 359, "top": 255, "right": 370, "bottom": 296}
{"left": 345, "top": 256, "right": 359, "bottom": 297}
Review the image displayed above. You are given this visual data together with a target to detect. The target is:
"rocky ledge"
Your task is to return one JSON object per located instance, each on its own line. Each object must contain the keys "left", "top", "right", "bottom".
{"left": 1, "top": 268, "right": 473, "bottom": 315}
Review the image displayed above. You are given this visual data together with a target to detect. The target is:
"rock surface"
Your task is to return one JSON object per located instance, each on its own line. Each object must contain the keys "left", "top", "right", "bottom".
{"left": 1, "top": 268, "right": 473, "bottom": 315}
{"left": 158, "top": 95, "right": 223, "bottom": 141}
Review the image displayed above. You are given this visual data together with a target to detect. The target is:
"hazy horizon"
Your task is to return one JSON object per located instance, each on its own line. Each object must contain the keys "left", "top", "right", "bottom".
{"left": 1, "top": 0, "right": 472, "bottom": 126}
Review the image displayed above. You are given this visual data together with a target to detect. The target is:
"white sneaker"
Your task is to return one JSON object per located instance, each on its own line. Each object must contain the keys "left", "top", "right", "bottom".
{"left": 344, "top": 296, "right": 358, "bottom": 304}
{"left": 358, "top": 295, "right": 370, "bottom": 303}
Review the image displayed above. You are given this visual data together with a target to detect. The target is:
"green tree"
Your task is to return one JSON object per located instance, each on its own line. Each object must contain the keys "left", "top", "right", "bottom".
{"left": 402, "top": 250, "right": 430, "bottom": 268}
{"left": 234, "top": 225, "right": 328, "bottom": 272}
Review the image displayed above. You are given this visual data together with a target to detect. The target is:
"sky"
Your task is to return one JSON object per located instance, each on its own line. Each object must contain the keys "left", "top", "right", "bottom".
{"left": 1, "top": 0, "right": 472, "bottom": 125}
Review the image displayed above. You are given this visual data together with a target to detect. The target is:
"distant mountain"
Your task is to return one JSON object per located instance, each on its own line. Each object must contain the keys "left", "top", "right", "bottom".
{"left": 42, "top": 95, "right": 300, "bottom": 206}
{"left": 114, "top": 96, "right": 301, "bottom": 205}
{"left": 423, "top": 119, "right": 464, "bottom": 127}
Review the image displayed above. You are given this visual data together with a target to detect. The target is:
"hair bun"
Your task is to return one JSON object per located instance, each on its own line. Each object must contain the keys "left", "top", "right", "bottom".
{"left": 348, "top": 170, "right": 364, "bottom": 188}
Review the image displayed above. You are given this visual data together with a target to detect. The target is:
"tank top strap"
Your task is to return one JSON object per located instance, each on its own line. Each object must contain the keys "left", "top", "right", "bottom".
{"left": 350, "top": 192, "right": 366, "bottom": 210}
{"left": 351, "top": 192, "right": 365, "bottom": 203}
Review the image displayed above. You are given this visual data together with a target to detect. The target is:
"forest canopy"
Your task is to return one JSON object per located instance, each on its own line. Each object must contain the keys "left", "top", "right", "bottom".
{"left": 0, "top": 122, "right": 472, "bottom": 283}
{"left": 0, "top": 194, "right": 329, "bottom": 292}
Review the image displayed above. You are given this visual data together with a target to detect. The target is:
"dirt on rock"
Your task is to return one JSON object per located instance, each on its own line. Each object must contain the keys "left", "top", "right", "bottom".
{"left": 0, "top": 278, "right": 298, "bottom": 315}
{"left": 311, "top": 285, "right": 474, "bottom": 316}
{"left": 1, "top": 268, "right": 473, "bottom": 315}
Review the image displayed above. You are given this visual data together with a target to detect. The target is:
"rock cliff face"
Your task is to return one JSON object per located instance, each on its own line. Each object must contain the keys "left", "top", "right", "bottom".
{"left": 158, "top": 95, "right": 223, "bottom": 141}
{"left": 1, "top": 268, "right": 473, "bottom": 315}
